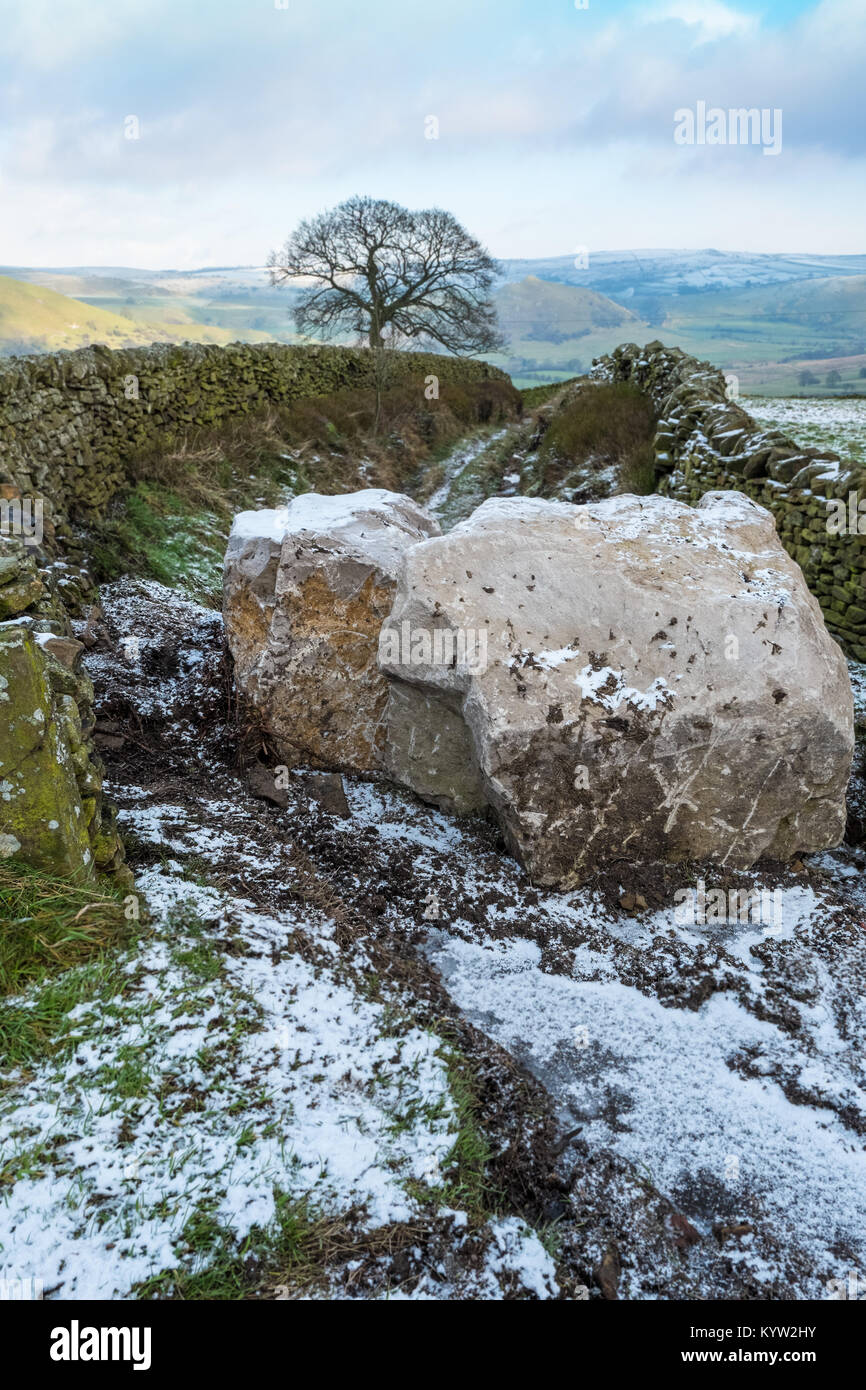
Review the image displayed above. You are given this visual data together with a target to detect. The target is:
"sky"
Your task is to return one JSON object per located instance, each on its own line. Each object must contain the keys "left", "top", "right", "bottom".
{"left": 0, "top": 0, "right": 863, "bottom": 268}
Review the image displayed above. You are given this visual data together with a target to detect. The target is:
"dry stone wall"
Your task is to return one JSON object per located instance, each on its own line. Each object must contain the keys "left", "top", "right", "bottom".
{"left": 593, "top": 341, "right": 866, "bottom": 661}
{"left": 0, "top": 539, "right": 130, "bottom": 885}
{"left": 0, "top": 340, "right": 507, "bottom": 537}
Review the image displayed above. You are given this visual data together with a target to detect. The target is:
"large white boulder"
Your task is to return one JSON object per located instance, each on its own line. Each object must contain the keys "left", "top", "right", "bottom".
{"left": 378, "top": 491, "right": 854, "bottom": 886}
{"left": 224, "top": 490, "right": 440, "bottom": 771}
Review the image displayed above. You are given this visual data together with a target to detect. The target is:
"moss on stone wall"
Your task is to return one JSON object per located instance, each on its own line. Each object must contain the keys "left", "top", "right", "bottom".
{"left": 594, "top": 341, "right": 866, "bottom": 660}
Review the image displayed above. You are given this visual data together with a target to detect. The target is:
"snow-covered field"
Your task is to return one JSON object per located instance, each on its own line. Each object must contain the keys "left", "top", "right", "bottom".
{"left": 744, "top": 396, "right": 866, "bottom": 462}
{"left": 0, "top": 869, "right": 457, "bottom": 1298}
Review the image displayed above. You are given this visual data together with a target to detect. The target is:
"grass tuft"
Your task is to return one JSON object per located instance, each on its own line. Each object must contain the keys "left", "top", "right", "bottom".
{"left": 135, "top": 1191, "right": 364, "bottom": 1300}
{"left": 538, "top": 380, "right": 658, "bottom": 495}
{"left": 0, "top": 862, "right": 136, "bottom": 1072}
{"left": 0, "top": 862, "right": 131, "bottom": 999}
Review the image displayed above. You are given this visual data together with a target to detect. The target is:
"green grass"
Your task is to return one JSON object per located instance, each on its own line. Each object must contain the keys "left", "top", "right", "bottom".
{"left": 99, "top": 1042, "right": 152, "bottom": 1100}
{"left": 0, "top": 954, "right": 132, "bottom": 1073}
{"left": 405, "top": 1045, "right": 495, "bottom": 1220}
{"left": 0, "top": 861, "right": 141, "bottom": 1072}
{"left": 519, "top": 377, "right": 581, "bottom": 409}
{"left": 0, "top": 861, "right": 132, "bottom": 1000}
{"left": 86, "top": 482, "right": 230, "bottom": 604}
{"left": 132, "top": 1033, "right": 496, "bottom": 1298}
{"left": 134, "top": 1190, "right": 350, "bottom": 1300}
{"left": 172, "top": 936, "right": 224, "bottom": 984}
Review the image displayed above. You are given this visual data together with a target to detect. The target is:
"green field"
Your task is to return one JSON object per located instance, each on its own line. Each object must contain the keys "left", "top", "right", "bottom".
{"left": 0, "top": 270, "right": 285, "bottom": 355}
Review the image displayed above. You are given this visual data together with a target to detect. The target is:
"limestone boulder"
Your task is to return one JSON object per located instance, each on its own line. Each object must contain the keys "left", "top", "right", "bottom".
{"left": 378, "top": 491, "right": 854, "bottom": 886}
{"left": 224, "top": 490, "right": 440, "bottom": 771}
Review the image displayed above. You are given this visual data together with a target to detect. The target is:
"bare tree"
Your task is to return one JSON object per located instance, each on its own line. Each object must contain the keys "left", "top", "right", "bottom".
{"left": 267, "top": 196, "right": 504, "bottom": 355}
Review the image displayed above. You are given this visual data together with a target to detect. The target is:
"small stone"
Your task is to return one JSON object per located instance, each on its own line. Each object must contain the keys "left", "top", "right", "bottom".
{"left": 297, "top": 771, "right": 350, "bottom": 818}
{"left": 594, "top": 1243, "right": 621, "bottom": 1300}
{"left": 41, "top": 635, "right": 85, "bottom": 670}
{"left": 713, "top": 1221, "right": 755, "bottom": 1242}
{"left": 246, "top": 762, "right": 289, "bottom": 808}
{"left": 93, "top": 731, "right": 127, "bottom": 751}
{"left": 0, "top": 571, "right": 44, "bottom": 619}
{"left": 669, "top": 1212, "right": 701, "bottom": 1249}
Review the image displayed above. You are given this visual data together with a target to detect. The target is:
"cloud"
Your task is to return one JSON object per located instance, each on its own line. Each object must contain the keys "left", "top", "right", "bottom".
{"left": 649, "top": 0, "right": 759, "bottom": 44}
{"left": 0, "top": 0, "right": 862, "bottom": 264}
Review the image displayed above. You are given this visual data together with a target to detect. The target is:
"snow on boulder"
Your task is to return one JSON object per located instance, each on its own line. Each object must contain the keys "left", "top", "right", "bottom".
{"left": 224, "top": 489, "right": 440, "bottom": 771}
{"left": 378, "top": 491, "right": 854, "bottom": 886}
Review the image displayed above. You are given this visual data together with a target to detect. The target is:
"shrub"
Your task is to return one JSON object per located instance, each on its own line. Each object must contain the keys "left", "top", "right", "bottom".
{"left": 538, "top": 381, "right": 658, "bottom": 495}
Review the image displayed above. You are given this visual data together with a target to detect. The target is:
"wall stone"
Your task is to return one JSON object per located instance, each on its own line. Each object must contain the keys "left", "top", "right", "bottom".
{"left": 593, "top": 341, "right": 866, "bottom": 661}
{"left": 0, "top": 537, "right": 131, "bottom": 884}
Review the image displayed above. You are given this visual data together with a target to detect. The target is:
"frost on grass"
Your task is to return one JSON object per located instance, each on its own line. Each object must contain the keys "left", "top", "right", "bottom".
{"left": 424, "top": 427, "right": 511, "bottom": 529}
{"left": 745, "top": 396, "right": 866, "bottom": 463}
{"left": 0, "top": 869, "right": 457, "bottom": 1299}
{"left": 426, "top": 886, "right": 866, "bottom": 1300}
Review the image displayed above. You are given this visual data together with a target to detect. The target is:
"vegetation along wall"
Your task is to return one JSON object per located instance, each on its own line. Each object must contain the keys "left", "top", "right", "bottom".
{"left": 594, "top": 341, "right": 866, "bottom": 662}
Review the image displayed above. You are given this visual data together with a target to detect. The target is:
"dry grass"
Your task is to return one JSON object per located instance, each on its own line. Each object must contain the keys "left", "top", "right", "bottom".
{"left": 135, "top": 1191, "right": 430, "bottom": 1300}
{"left": 126, "top": 378, "right": 522, "bottom": 516}
{"left": 0, "top": 863, "right": 139, "bottom": 1072}
{"left": 539, "top": 380, "right": 658, "bottom": 494}
{"left": 87, "top": 378, "right": 521, "bottom": 595}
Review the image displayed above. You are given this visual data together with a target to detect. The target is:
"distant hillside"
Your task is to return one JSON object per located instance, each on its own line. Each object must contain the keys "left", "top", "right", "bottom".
{"left": 0, "top": 275, "right": 273, "bottom": 355}
{"left": 498, "top": 249, "right": 866, "bottom": 298}
{"left": 495, "top": 277, "right": 638, "bottom": 344}
{"left": 667, "top": 272, "right": 866, "bottom": 328}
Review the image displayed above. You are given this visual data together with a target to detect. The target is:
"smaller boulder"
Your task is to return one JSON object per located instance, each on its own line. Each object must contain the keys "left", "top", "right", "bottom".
{"left": 224, "top": 490, "right": 440, "bottom": 771}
